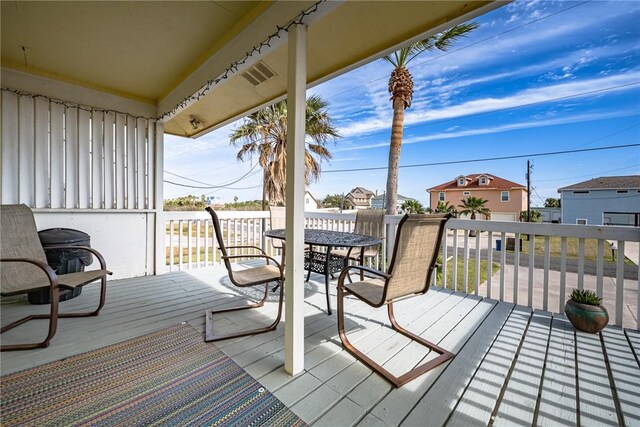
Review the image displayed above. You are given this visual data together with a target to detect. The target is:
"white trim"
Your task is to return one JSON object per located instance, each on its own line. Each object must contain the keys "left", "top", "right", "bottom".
{"left": 576, "top": 218, "right": 588, "bottom": 225}
{"left": 284, "top": 24, "right": 306, "bottom": 376}
{"left": 501, "top": 191, "right": 510, "bottom": 202}
{"left": 438, "top": 191, "right": 445, "bottom": 201}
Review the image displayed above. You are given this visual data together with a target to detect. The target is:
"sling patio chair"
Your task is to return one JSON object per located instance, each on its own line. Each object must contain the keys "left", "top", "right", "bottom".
{"left": 269, "top": 206, "right": 287, "bottom": 265}
{"left": 330, "top": 208, "right": 385, "bottom": 281}
{"left": 204, "top": 207, "right": 284, "bottom": 342}
{"left": 336, "top": 213, "right": 453, "bottom": 387}
{"left": 0, "top": 204, "right": 111, "bottom": 351}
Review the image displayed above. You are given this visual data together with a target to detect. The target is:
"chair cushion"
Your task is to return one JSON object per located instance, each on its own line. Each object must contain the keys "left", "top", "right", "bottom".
{"left": 231, "top": 264, "right": 282, "bottom": 286}
{"left": 345, "top": 277, "right": 386, "bottom": 306}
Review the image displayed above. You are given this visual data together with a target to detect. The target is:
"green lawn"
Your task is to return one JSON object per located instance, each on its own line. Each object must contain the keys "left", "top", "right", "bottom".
{"left": 439, "top": 257, "right": 499, "bottom": 294}
{"left": 512, "top": 235, "right": 627, "bottom": 263}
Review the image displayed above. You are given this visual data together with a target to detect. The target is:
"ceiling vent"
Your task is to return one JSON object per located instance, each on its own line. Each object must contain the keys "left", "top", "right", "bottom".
{"left": 241, "top": 61, "right": 276, "bottom": 86}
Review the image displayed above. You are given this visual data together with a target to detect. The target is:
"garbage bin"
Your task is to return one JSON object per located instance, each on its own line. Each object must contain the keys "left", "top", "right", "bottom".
{"left": 28, "top": 228, "right": 93, "bottom": 304}
{"left": 496, "top": 239, "right": 502, "bottom": 251}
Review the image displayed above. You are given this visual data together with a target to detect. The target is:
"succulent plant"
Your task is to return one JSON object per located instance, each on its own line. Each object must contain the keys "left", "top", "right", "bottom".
{"left": 568, "top": 289, "right": 602, "bottom": 306}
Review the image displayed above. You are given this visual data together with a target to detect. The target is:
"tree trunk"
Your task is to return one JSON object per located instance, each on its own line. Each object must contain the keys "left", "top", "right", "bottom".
{"left": 385, "top": 97, "right": 405, "bottom": 215}
{"left": 261, "top": 168, "right": 268, "bottom": 210}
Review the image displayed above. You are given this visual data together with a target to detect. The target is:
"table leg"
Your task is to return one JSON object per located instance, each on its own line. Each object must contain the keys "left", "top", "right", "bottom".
{"left": 325, "top": 246, "right": 333, "bottom": 315}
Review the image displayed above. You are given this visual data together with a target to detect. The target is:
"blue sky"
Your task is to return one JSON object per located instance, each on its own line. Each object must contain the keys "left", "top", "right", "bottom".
{"left": 164, "top": 0, "right": 640, "bottom": 208}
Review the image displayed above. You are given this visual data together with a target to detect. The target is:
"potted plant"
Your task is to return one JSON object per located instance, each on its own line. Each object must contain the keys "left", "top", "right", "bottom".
{"left": 564, "top": 289, "right": 609, "bottom": 333}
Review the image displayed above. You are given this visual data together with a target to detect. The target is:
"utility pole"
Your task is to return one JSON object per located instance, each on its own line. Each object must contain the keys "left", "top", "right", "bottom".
{"left": 526, "top": 160, "right": 532, "bottom": 222}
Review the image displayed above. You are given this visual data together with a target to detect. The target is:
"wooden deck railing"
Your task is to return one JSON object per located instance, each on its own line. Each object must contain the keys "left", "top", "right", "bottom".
{"left": 164, "top": 211, "right": 639, "bottom": 329}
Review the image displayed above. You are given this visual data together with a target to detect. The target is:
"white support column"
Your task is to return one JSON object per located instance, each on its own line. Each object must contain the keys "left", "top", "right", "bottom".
{"left": 284, "top": 23, "right": 307, "bottom": 375}
{"left": 153, "top": 121, "right": 166, "bottom": 275}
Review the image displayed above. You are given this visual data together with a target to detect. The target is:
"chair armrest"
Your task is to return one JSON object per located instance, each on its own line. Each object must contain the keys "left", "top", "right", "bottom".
{"left": 41, "top": 245, "right": 110, "bottom": 273}
{"left": 226, "top": 245, "right": 268, "bottom": 256}
{"left": 222, "top": 254, "right": 283, "bottom": 272}
{"left": 0, "top": 257, "right": 59, "bottom": 293}
{"left": 337, "top": 264, "right": 389, "bottom": 286}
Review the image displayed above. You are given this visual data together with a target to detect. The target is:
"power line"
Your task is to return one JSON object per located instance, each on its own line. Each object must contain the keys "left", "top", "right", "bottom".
{"left": 163, "top": 163, "right": 260, "bottom": 189}
{"left": 535, "top": 164, "right": 639, "bottom": 182}
{"left": 323, "top": 143, "right": 640, "bottom": 173}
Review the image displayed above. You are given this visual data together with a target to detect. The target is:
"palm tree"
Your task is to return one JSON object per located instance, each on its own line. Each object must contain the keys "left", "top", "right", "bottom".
{"left": 230, "top": 95, "right": 339, "bottom": 207}
{"left": 383, "top": 22, "right": 478, "bottom": 215}
{"left": 458, "top": 196, "right": 490, "bottom": 237}
{"left": 427, "top": 200, "right": 457, "bottom": 216}
{"left": 401, "top": 199, "right": 425, "bottom": 214}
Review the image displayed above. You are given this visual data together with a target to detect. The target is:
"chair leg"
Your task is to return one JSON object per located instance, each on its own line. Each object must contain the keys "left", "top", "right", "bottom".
{"left": 205, "top": 281, "right": 284, "bottom": 342}
{"left": 337, "top": 286, "right": 454, "bottom": 388}
{"left": 1, "top": 277, "right": 108, "bottom": 351}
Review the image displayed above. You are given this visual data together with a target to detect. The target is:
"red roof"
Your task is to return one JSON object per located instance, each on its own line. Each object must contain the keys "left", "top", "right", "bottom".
{"left": 427, "top": 174, "right": 526, "bottom": 191}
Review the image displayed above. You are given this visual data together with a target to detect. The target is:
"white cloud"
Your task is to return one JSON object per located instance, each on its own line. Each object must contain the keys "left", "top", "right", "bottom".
{"left": 334, "top": 108, "right": 638, "bottom": 153}
{"left": 336, "top": 71, "right": 639, "bottom": 138}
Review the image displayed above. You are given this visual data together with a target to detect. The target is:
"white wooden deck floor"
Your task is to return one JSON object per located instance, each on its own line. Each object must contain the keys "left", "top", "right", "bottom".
{"left": 2, "top": 265, "right": 639, "bottom": 426}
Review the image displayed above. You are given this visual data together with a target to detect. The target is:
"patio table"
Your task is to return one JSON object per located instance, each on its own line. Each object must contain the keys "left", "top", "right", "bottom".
{"left": 264, "top": 228, "right": 381, "bottom": 315}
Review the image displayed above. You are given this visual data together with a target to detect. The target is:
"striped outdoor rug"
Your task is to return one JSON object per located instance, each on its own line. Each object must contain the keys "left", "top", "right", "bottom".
{"left": 1, "top": 323, "right": 306, "bottom": 426}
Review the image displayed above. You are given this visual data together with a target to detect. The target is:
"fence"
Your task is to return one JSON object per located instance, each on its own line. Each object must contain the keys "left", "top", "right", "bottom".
{"left": 165, "top": 211, "right": 639, "bottom": 328}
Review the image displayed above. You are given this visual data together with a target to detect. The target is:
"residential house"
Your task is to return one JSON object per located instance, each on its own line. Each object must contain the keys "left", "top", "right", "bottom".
{"left": 427, "top": 174, "right": 527, "bottom": 221}
{"left": 304, "top": 191, "right": 320, "bottom": 212}
{"left": 531, "top": 206, "right": 562, "bottom": 223}
{"left": 371, "top": 192, "right": 416, "bottom": 213}
{"left": 344, "top": 187, "right": 375, "bottom": 210}
{"left": 558, "top": 175, "right": 640, "bottom": 226}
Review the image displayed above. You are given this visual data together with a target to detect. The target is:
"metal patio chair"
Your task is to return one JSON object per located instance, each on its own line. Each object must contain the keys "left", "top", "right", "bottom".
{"left": 204, "top": 207, "right": 284, "bottom": 342}
{"left": 0, "top": 204, "right": 110, "bottom": 351}
{"left": 336, "top": 213, "right": 453, "bottom": 387}
{"left": 331, "top": 208, "right": 385, "bottom": 281}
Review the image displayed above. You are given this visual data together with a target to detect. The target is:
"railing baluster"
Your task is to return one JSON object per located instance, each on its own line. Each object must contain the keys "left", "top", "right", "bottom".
{"left": 514, "top": 233, "right": 520, "bottom": 305}
{"left": 204, "top": 220, "right": 209, "bottom": 267}
{"left": 487, "top": 231, "right": 493, "bottom": 299}
{"left": 474, "top": 231, "right": 480, "bottom": 295}
{"left": 196, "top": 220, "right": 201, "bottom": 268}
{"left": 463, "top": 232, "right": 469, "bottom": 294}
{"left": 616, "top": 240, "right": 625, "bottom": 326}
{"left": 578, "top": 238, "right": 585, "bottom": 290}
{"left": 596, "top": 239, "right": 604, "bottom": 298}
{"left": 452, "top": 231, "right": 458, "bottom": 292}
{"left": 187, "top": 220, "right": 193, "bottom": 269}
{"left": 178, "top": 220, "right": 183, "bottom": 271}
{"left": 169, "top": 220, "right": 174, "bottom": 272}
{"left": 500, "top": 231, "right": 506, "bottom": 301}
{"left": 559, "top": 237, "right": 567, "bottom": 314}
{"left": 442, "top": 229, "right": 448, "bottom": 289}
{"left": 528, "top": 234, "right": 534, "bottom": 308}
{"left": 543, "top": 236, "right": 550, "bottom": 311}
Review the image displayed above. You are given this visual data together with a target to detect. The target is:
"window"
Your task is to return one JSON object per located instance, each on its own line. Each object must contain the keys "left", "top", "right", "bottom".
{"left": 576, "top": 219, "right": 587, "bottom": 225}
{"left": 573, "top": 190, "right": 590, "bottom": 194}
{"left": 501, "top": 191, "right": 509, "bottom": 202}
{"left": 463, "top": 191, "right": 470, "bottom": 196}
{"left": 458, "top": 178, "right": 466, "bottom": 186}
{"left": 617, "top": 190, "right": 628, "bottom": 194}
{"left": 438, "top": 192, "right": 445, "bottom": 201}
{"left": 479, "top": 177, "right": 487, "bottom": 185}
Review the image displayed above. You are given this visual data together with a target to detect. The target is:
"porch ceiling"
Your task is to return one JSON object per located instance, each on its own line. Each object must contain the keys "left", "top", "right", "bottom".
{"left": 1, "top": 1, "right": 496, "bottom": 138}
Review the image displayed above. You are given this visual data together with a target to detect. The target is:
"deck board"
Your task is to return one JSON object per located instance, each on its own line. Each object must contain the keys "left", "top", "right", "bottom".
{"left": 493, "top": 310, "right": 551, "bottom": 426}
{"left": 443, "top": 305, "right": 532, "bottom": 427}
{"left": 601, "top": 327, "right": 640, "bottom": 425}
{"left": 367, "top": 296, "right": 497, "bottom": 426}
{"left": 576, "top": 329, "right": 619, "bottom": 425}
{"left": 536, "top": 315, "right": 578, "bottom": 426}
{"left": 1, "top": 266, "right": 638, "bottom": 426}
